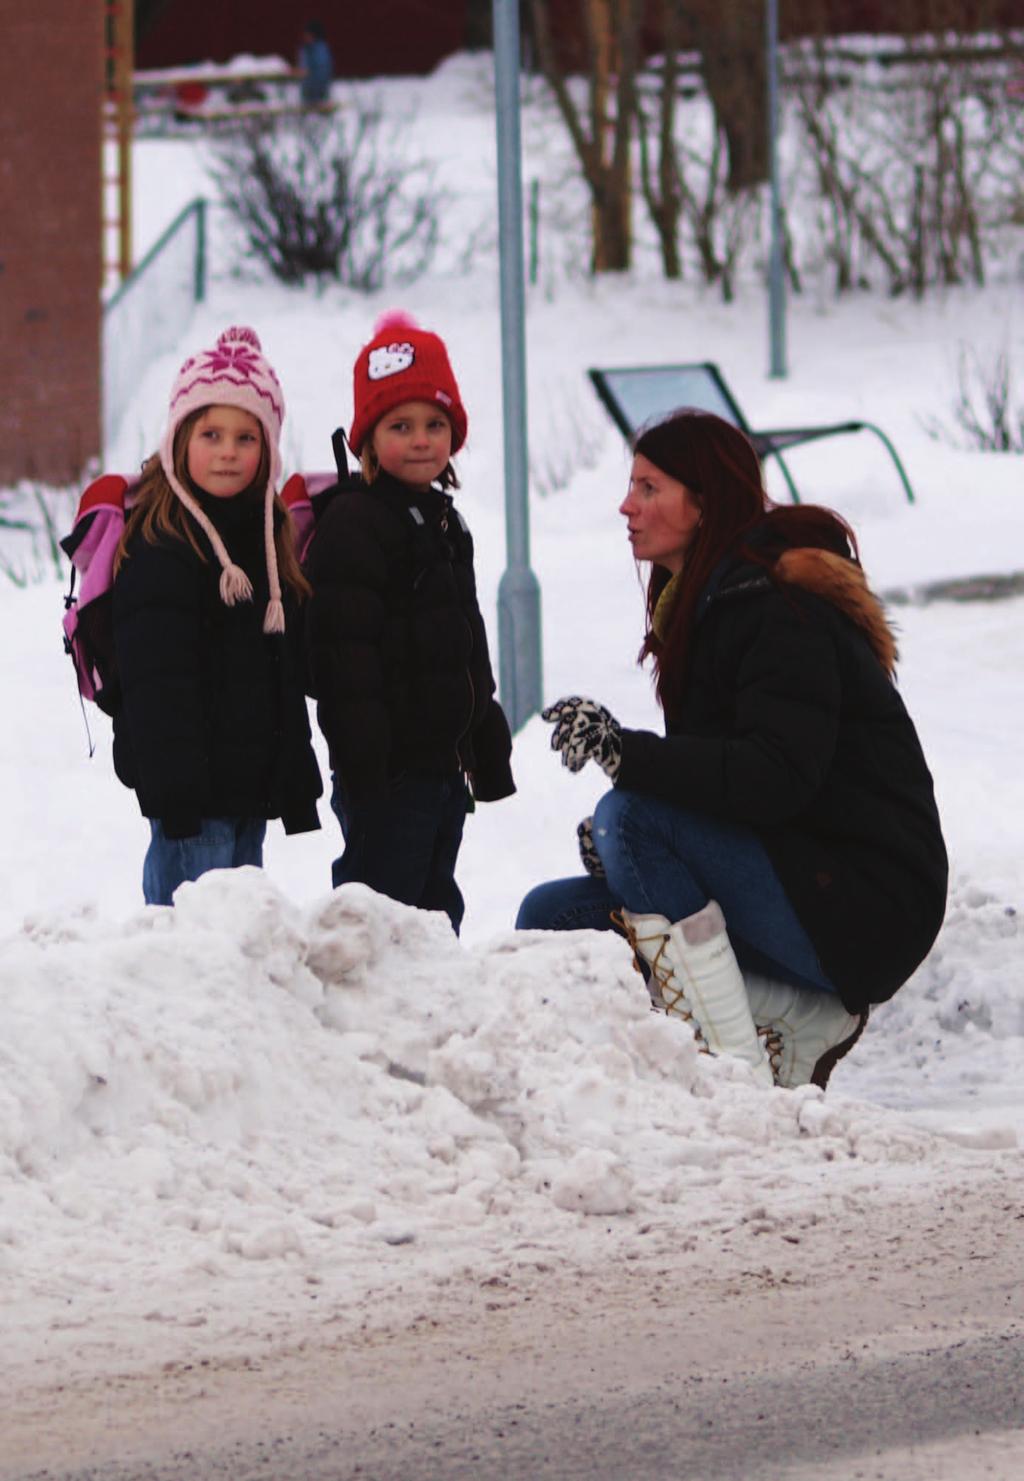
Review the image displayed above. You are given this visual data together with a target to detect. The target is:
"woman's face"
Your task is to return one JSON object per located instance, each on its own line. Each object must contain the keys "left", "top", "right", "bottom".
{"left": 620, "top": 452, "right": 702, "bottom": 574}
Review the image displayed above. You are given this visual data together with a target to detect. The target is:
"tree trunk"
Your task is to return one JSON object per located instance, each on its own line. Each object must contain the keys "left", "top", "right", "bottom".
{"left": 635, "top": 0, "right": 684, "bottom": 279}
{"left": 691, "top": 0, "right": 768, "bottom": 192}
{"left": 529, "top": 0, "right": 639, "bottom": 274}
{"left": 587, "top": 0, "right": 633, "bottom": 271}
{"left": 464, "top": 0, "right": 494, "bottom": 50}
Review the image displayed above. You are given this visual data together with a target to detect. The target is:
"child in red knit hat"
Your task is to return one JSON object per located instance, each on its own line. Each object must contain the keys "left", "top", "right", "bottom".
{"left": 304, "top": 311, "right": 515, "bottom": 934}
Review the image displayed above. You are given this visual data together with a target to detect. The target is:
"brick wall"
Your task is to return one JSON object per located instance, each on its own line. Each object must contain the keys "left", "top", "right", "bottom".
{"left": 0, "top": 4, "right": 103, "bottom": 485}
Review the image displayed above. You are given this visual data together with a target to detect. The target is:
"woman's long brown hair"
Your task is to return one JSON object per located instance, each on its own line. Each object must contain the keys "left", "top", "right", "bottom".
{"left": 633, "top": 409, "right": 857, "bottom": 720}
{"left": 114, "top": 407, "right": 311, "bottom": 599}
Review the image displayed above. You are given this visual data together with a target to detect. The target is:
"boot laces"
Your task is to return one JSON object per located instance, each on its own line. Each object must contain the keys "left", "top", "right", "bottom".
{"left": 612, "top": 911, "right": 708, "bottom": 1050}
{"left": 757, "top": 1023, "right": 784, "bottom": 1081}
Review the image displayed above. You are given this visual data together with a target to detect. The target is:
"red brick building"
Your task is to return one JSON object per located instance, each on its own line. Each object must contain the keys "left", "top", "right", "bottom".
{"left": 136, "top": 1, "right": 1024, "bottom": 75}
{"left": 137, "top": 0, "right": 469, "bottom": 76}
{"left": 0, "top": 4, "right": 103, "bottom": 484}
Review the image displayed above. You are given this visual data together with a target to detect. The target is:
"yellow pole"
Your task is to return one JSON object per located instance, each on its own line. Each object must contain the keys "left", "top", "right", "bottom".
{"left": 115, "top": 0, "right": 134, "bottom": 280}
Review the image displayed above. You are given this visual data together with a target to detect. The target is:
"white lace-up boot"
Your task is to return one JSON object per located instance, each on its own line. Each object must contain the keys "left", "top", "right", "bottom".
{"left": 745, "top": 977, "right": 868, "bottom": 1090}
{"left": 620, "top": 901, "right": 775, "bottom": 1088}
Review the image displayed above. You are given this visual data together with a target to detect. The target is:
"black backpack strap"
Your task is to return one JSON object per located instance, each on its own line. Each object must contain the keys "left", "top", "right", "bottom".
{"left": 332, "top": 427, "right": 352, "bottom": 478}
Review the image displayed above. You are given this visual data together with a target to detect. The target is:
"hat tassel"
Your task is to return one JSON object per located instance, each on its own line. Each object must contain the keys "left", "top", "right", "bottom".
{"left": 219, "top": 563, "right": 254, "bottom": 606}
{"left": 263, "top": 597, "right": 285, "bottom": 634}
{"left": 262, "top": 482, "right": 286, "bottom": 633}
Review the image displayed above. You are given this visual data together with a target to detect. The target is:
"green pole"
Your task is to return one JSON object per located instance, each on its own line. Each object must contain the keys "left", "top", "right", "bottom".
{"left": 493, "top": 0, "right": 543, "bottom": 732}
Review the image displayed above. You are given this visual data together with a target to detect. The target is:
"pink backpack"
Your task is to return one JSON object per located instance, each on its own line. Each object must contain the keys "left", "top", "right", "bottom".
{"left": 279, "top": 470, "right": 338, "bottom": 562}
{"left": 61, "top": 474, "right": 140, "bottom": 717}
{"left": 62, "top": 470, "right": 339, "bottom": 720}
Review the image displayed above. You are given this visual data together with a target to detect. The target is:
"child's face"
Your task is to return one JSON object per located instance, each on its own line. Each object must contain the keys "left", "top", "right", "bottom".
{"left": 186, "top": 407, "right": 264, "bottom": 499}
{"left": 372, "top": 401, "right": 453, "bottom": 489}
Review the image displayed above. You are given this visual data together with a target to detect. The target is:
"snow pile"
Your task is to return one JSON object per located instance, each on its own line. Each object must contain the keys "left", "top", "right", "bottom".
{"left": 849, "top": 877, "right": 1022, "bottom": 1138}
{"left": 3, "top": 870, "right": 967, "bottom": 1299}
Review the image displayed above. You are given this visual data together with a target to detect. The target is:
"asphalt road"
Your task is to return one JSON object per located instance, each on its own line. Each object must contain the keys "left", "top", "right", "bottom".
{"left": 7, "top": 1177, "right": 1023, "bottom": 1481}
{"left": 17, "top": 1330, "right": 1024, "bottom": 1481}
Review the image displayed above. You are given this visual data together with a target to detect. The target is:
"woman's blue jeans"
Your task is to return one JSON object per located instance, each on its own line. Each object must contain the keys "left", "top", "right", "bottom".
{"left": 516, "top": 788, "right": 836, "bottom": 994}
{"left": 143, "top": 817, "right": 266, "bottom": 907}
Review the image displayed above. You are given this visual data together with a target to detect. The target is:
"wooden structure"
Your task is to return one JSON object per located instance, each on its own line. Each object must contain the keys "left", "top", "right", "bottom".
{"left": 104, "top": 0, "right": 135, "bottom": 284}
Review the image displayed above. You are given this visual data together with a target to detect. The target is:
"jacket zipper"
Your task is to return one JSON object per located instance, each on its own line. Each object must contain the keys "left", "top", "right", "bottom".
{"left": 455, "top": 613, "right": 475, "bottom": 772}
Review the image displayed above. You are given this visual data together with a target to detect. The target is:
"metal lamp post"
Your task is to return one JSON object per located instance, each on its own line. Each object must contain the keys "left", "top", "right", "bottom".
{"left": 766, "top": 0, "right": 787, "bottom": 378}
{"left": 493, "top": 0, "right": 543, "bottom": 732}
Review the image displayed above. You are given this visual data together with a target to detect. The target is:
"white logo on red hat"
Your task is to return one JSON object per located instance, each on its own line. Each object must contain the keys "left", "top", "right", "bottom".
{"left": 368, "top": 342, "right": 415, "bottom": 380}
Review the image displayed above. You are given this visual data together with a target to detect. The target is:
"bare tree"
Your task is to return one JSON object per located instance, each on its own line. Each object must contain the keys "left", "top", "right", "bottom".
{"left": 635, "top": 0, "right": 685, "bottom": 278}
{"left": 688, "top": 0, "right": 768, "bottom": 191}
{"left": 528, "top": 0, "right": 643, "bottom": 272}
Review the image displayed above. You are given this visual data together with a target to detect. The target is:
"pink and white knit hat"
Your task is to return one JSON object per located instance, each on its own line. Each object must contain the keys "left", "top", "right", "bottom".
{"left": 159, "top": 326, "right": 287, "bottom": 633}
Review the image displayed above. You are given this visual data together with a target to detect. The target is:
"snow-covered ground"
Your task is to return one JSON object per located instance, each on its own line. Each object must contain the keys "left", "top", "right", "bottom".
{"left": 2, "top": 54, "right": 1022, "bottom": 1406}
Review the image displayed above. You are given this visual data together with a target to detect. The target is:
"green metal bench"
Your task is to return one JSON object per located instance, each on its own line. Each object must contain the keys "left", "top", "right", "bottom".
{"left": 588, "top": 362, "right": 915, "bottom": 505}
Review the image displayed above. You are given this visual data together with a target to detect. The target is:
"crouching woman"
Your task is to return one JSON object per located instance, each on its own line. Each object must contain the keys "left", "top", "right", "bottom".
{"left": 517, "top": 409, "right": 947, "bottom": 1090}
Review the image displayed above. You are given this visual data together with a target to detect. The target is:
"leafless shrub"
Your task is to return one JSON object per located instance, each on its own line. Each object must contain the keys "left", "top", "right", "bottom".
{"left": 790, "top": 31, "right": 1024, "bottom": 297}
{"left": 528, "top": 387, "right": 608, "bottom": 497}
{"left": 206, "top": 102, "right": 443, "bottom": 290}
{"left": 921, "top": 345, "right": 1024, "bottom": 451}
{"left": 683, "top": 150, "right": 760, "bottom": 302}
{"left": 0, "top": 483, "right": 74, "bottom": 585}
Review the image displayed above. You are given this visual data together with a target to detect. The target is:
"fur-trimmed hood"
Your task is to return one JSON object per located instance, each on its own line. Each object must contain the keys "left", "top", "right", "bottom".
{"left": 773, "top": 548, "right": 897, "bottom": 677}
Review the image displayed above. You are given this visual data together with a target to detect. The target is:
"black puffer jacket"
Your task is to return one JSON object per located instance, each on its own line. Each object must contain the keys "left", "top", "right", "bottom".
{"left": 304, "top": 472, "right": 515, "bottom": 804}
{"left": 112, "top": 487, "right": 322, "bottom": 838}
{"left": 615, "top": 544, "right": 947, "bottom": 1013}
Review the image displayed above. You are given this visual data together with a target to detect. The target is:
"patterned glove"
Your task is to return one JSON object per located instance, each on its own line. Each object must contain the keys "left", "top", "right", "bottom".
{"left": 542, "top": 695, "right": 622, "bottom": 780}
{"left": 577, "top": 816, "right": 605, "bottom": 878}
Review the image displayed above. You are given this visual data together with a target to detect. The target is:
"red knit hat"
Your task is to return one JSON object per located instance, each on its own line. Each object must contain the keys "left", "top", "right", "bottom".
{"left": 348, "top": 311, "right": 468, "bottom": 458}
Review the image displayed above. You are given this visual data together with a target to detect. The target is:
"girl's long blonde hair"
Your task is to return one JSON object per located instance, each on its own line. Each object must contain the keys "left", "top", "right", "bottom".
{"left": 114, "top": 407, "right": 310, "bottom": 599}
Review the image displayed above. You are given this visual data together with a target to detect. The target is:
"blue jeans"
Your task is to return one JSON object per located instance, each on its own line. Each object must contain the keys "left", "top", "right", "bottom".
{"left": 143, "top": 817, "right": 266, "bottom": 907}
{"left": 515, "top": 788, "right": 836, "bottom": 994}
{"left": 331, "top": 772, "right": 468, "bottom": 935}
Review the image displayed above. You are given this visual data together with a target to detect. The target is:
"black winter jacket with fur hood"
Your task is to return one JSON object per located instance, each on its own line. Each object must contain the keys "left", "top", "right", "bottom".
{"left": 615, "top": 540, "right": 947, "bottom": 1013}
{"left": 304, "top": 472, "right": 515, "bottom": 805}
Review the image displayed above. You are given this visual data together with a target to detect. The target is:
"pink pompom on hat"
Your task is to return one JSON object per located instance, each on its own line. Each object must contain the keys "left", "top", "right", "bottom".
{"left": 160, "top": 325, "right": 287, "bottom": 633}
{"left": 348, "top": 310, "right": 468, "bottom": 458}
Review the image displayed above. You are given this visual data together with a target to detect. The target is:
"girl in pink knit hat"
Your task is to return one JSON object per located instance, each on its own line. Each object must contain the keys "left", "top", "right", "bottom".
{"left": 303, "top": 311, "right": 514, "bottom": 934}
{"left": 110, "top": 326, "right": 322, "bottom": 906}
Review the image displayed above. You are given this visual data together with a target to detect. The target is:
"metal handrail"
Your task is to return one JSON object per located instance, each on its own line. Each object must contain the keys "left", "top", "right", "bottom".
{"left": 104, "top": 197, "right": 207, "bottom": 316}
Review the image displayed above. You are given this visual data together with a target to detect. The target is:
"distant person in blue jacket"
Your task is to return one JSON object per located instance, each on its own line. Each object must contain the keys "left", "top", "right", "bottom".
{"left": 298, "top": 21, "right": 334, "bottom": 107}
